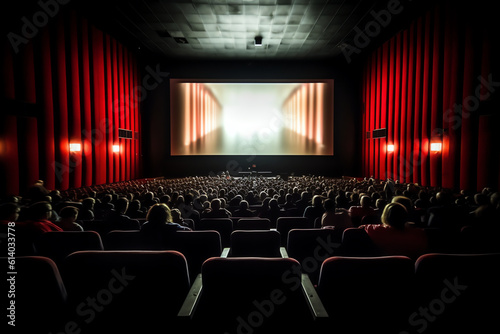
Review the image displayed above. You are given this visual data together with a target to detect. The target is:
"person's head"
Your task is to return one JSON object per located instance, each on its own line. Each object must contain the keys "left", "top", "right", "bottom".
{"left": 285, "top": 193, "right": 292, "bottom": 203}
{"left": 171, "top": 208, "right": 182, "bottom": 222}
{"left": 146, "top": 203, "right": 172, "bottom": 224}
{"left": 29, "top": 201, "right": 52, "bottom": 220}
{"left": 59, "top": 206, "right": 79, "bottom": 222}
{"left": 360, "top": 195, "right": 371, "bottom": 208}
{"left": 102, "top": 194, "right": 113, "bottom": 203}
{"left": 82, "top": 197, "right": 95, "bottom": 210}
{"left": 210, "top": 198, "right": 221, "bottom": 211}
{"left": 115, "top": 198, "right": 129, "bottom": 214}
{"left": 0, "top": 202, "right": 20, "bottom": 222}
{"left": 128, "top": 199, "right": 141, "bottom": 211}
{"left": 269, "top": 198, "right": 279, "bottom": 209}
{"left": 375, "top": 198, "right": 387, "bottom": 211}
{"left": 381, "top": 202, "right": 408, "bottom": 229}
{"left": 312, "top": 195, "right": 323, "bottom": 207}
{"left": 391, "top": 196, "right": 413, "bottom": 213}
{"left": 474, "top": 193, "right": 489, "bottom": 206}
{"left": 239, "top": 200, "right": 249, "bottom": 210}
{"left": 323, "top": 198, "right": 335, "bottom": 212}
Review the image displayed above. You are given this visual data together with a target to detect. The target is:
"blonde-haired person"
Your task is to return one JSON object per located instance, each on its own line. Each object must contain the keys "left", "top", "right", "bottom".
{"left": 360, "top": 202, "right": 428, "bottom": 259}
{"left": 141, "top": 203, "right": 191, "bottom": 235}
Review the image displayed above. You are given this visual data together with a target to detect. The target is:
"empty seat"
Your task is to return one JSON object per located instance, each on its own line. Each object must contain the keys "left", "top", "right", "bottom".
{"left": 236, "top": 218, "right": 271, "bottom": 230}
{"left": 0, "top": 256, "right": 67, "bottom": 333}
{"left": 63, "top": 250, "right": 190, "bottom": 333}
{"left": 229, "top": 230, "right": 281, "bottom": 257}
{"left": 194, "top": 218, "right": 233, "bottom": 247}
{"left": 287, "top": 228, "right": 340, "bottom": 284}
{"left": 459, "top": 225, "right": 500, "bottom": 253}
{"left": 34, "top": 231, "right": 104, "bottom": 265}
{"left": 317, "top": 255, "right": 415, "bottom": 334}
{"left": 338, "top": 227, "right": 383, "bottom": 256}
{"left": 168, "top": 230, "right": 222, "bottom": 280}
{"left": 180, "top": 257, "right": 326, "bottom": 333}
{"left": 276, "top": 217, "right": 314, "bottom": 246}
{"left": 414, "top": 253, "right": 500, "bottom": 334}
{"left": 104, "top": 230, "right": 167, "bottom": 250}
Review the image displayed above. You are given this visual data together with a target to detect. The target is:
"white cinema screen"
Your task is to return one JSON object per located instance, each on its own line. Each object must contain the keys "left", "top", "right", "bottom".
{"left": 170, "top": 79, "right": 334, "bottom": 156}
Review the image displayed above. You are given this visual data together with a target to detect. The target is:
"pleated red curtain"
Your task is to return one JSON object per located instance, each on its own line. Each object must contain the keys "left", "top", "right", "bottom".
{"left": 362, "top": 1, "right": 499, "bottom": 191}
{"left": 1, "top": 9, "right": 141, "bottom": 196}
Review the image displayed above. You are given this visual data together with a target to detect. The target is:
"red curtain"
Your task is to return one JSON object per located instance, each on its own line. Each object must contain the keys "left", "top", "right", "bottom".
{"left": 1, "top": 9, "right": 141, "bottom": 196}
{"left": 362, "top": 1, "right": 499, "bottom": 191}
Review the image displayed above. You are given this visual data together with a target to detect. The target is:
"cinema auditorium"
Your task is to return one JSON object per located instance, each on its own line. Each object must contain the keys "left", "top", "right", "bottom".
{"left": 1, "top": 0, "right": 499, "bottom": 333}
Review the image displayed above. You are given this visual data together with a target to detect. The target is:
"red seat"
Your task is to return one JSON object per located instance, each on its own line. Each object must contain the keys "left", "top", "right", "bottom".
{"left": 0, "top": 256, "right": 67, "bottom": 333}
{"left": 63, "top": 250, "right": 190, "bottom": 333}
{"left": 34, "top": 231, "right": 103, "bottom": 265}
{"left": 318, "top": 255, "right": 415, "bottom": 333}
{"left": 414, "top": 253, "right": 500, "bottom": 334}
{"left": 229, "top": 230, "right": 281, "bottom": 257}
{"left": 276, "top": 217, "right": 314, "bottom": 246}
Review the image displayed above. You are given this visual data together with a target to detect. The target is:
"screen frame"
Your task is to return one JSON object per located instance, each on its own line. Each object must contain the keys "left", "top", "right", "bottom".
{"left": 170, "top": 78, "right": 334, "bottom": 157}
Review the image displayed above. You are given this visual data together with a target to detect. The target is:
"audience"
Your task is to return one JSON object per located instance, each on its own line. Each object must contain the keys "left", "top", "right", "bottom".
{"left": 202, "top": 198, "right": 230, "bottom": 218}
{"left": 360, "top": 202, "right": 428, "bottom": 259}
{"left": 303, "top": 195, "right": 325, "bottom": 224}
{"left": 321, "top": 198, "right": 352, "bottom": 231}
{"left": 18, "top": 201, "right": 63, "bottom": 234}
{"left": 0, "top": 174, "right": 497, "bottom": 258}
{"left": 103, "top": 197, "right": 140, "bottom": 233}
{"left": 141, "top": 203, "right": 191, "bottom": 234}
{"left": 348, "top": 195, "right": 376, "bottom": 226}
{"left": 78, "top": 197, "right": 96, "bottom": 221}
{"left": 234, "top": 200, "right": 256, "bottom": 217}
{"left": 57, "top": 206, "right": 84, "bottom": 231}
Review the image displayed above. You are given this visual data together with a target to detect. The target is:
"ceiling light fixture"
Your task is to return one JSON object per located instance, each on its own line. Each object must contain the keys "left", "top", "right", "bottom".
{"left": 254, "top": 36, "right": 262, "bottom": 46}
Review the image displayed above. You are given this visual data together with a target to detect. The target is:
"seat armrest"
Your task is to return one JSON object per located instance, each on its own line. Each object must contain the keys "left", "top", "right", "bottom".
{"left": 178, "top": 274, "right": 203, "bottom": 319}
{"left": 301, "top": 273, "right": 329, "bottom": 320}
{"left": 221, "top": 247, "right": 230, "bottom": 258}
{"left": 280, "top": 247, "right": 289, "bottom": 258}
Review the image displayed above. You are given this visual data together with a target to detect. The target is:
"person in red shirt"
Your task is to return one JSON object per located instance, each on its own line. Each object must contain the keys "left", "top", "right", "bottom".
{"left": 360, "top": 202, "right": 428, "bottom": 259}
{"left": 19, "top": 201, "right": 63, "bottom": 233}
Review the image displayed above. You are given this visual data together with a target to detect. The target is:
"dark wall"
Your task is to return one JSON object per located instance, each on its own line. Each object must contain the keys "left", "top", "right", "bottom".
{"left": 141, "top": 58, "right": 362, "bottom": 178}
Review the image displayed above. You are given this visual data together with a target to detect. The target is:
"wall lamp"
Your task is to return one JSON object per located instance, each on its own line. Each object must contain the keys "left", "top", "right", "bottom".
{"left": 69, "top": 143, "right": 81, "bottom": 152}
{"left": 430, "top": 142, "right": 442, "bottom": 152}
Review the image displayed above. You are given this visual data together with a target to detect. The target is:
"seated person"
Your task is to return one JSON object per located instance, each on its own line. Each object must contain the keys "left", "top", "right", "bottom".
{"left": 141, "top": 204, "right": 191, "bottom": 235}
{"left": 57, "top": 206, "right": 84, "bottom": 231}
{"left": 103, "top": 198, "right": 140, "bottom": 233}
{"left": 303, "top": 195, "right": 325, "bottom": 224}
{"left": 126, "top": 199, "right": 146, "bottom": 219}
{"left": 202, "top": 199, "right": 230, "bottom": 218}
{"left": 19, "top": 201, "right": 63, "bottom": 233}
{"left": 233, "top": 200, "right": 256, "bottom": 217}
{"left": 360, "top": 202, "right": 428, "bottom": 259}
{"left": 78, "top": 197, "right": 95, "bottom": 221}
{"left": 0, "top": 202, "right": 20, "bottom": 225}
{"left": 348, "top": 195, "right": 376, "bottom": 226}
{"left": 259, "top": 198, "right": 282, "bottom": 227}
{"left": 171, "top": 208, "right": 193, "bottom": 229}
{"left": 321, "top": 198, "right": 352, "bottom": 232}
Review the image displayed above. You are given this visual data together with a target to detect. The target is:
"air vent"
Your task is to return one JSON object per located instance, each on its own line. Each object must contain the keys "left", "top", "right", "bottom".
{"left": 118, "top": 129, "right": 134, "bottom": 139}
{"left": 174, "top": 37, "right": 189, "bottom": 44}
{"left": 372, "top": 128, "right": 387, "bottom": 139}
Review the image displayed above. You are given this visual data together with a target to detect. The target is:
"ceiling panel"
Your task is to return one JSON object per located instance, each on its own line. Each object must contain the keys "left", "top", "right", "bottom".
{"left": 73, "top": 0, "right": 433, "bottom": 60}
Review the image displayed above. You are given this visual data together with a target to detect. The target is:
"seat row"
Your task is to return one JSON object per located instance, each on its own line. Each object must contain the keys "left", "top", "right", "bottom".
{"left": 4, "top": 251, "right": 499, "bottom": 334}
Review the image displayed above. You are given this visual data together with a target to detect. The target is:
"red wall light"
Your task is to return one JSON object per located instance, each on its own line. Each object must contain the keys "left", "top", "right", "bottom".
{"left": 69, "top": 143, "right": 81, "bottom": 152}
{"left": 430, "top": 142, "right": 442, "bottom": 152}
{"left": 112, "top": 144, "right": 120, "bottom": 153}
{"left": 387, "top": 144, "right": 395, "bottom": 153}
